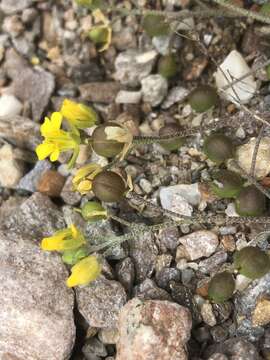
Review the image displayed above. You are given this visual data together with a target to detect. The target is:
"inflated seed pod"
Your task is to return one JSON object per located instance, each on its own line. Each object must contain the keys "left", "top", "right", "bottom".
{"left": 189, "top": 85, "right": 219, "bottom": 113}
{"left": 81, "top": 201, "right": 107, "bottom": 222}
{"left": 92, "top": 122, "right": 124, "bottom": 158}
{"left": 235, "top": 185, "right": 266, "bottom": 217}
{"left": 158, "top": 54, "right": 178, "bottom": 79}
{"left": 203, "top": 132, "right": 235, "bottom": 164}
{"left": 260, "top": 2, "right": 270, "bottom": 15}
{"left": 211, "top": 170, "right": 244, "bottom": 198}
{"left": 92, "top": 170, "right": 126, "bottom": 203}
{"left": 234, "top": 246, "right": 270, "bottom": 279}
{"left": 159, "top": 123, "right": 185, "bottom": 151}
{"left": 142, "top": 14, "right": 170, "bottom": 38}
{"left": 88, "top": 26, "right": 109, "bottom": 45}
{"left": 208, "top": 271, "right": 235, "bottom": 303}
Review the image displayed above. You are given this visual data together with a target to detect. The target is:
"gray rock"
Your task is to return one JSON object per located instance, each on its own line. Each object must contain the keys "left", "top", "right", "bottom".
{"left": 3, "top": 192, "right": 65, "bottom": 242}
{"left": 116, "top": 257, "right": 135, "bottom": 295}
{"left": 115, "top": 90, "right": 142, "bottom": 104}
{"left": 155, "top": 267, "right": 181, "bottom": 290}
{"left": 76, "top": 277, "right": 127, "bottom": 328}
{"left": 82, "top": 337, "right": 108, "bottom": 359}
{"left": 152, "top": 35, "right": 171, "bottom": 55}
{"left": 1, "top": 0, "right": 33, "bottom": 14}
{"left": 79, "top": 82, "right": 120, "bottom": 104}
{"left": 159, "top": 226, "right": 180, "bottom": 250}
{"left": 116, "top": 298, "right": 192, "bottom": 360}
{"left": 129, "top": 231, "right": 158, "bottom": 282}
{"left": 17, "top": 160, "right": 52, "bottom": 193}
{"left": 162, "top": 86, "right": 189, "bottom": 109}
{"left": 0, "top": 94, "right": 22, "bottom": 117}
{"left": 133, "top": 278, "right": 172, "bottom": 301}
{"left": 60, "top": 175, "right": 81, "bottom": 205}
{"left": 98, "top": 328, "right": 119, "bottom": 345}
{"left": 141, "top": 74, "right": 168, "bottom": 107}
{"left": 0, "top": 230, "right": 75, "bottom": 359}
{"left": 208, "top": 354, "right": 229, "bottom": 360}
{"left": 198, "top": 251, "right": 227, "bottom": 274}
{"left": 114, "top": 49, "right": 157, "bottom": 87}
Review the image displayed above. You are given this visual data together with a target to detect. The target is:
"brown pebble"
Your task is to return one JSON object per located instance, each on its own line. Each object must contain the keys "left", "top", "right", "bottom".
{"left": 37, "top": 170, "right": 66, "bottom": 197}
{"left": 221, "top": 235, "right": 236, "bottom": 252}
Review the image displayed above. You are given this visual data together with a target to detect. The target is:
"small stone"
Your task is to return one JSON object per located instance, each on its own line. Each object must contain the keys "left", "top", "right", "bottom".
{"left": 155, "top": 254, "right": 173, "bottom": 272}
{"left": 252, "top": 297, "right": 270, "bottom": 326}
{"left": 159, "top": 226, "right": 180, "bottom": 250}
{"left": 178, "top": 230, "right": 219, "bottom": 261}
{"left": 3, "top": 15, "right": 24, "bottom": 36}
{"left": 0, "top": 94, "right": 22, "bottom": 117}
{"left": 155, "top": 267, "right": 181, "bottom": 290}
{"left": 139, "top": 178, "right": 152, "bottom": 194}
{"left": 199, "top": 251, "right": 227, "bottom": 274}
{"left": 79, "top": 82, "right": 121, "bottom": 104}
{"left": 76, "top": 277, "right": 127, "bottom": 328}
{"left": 99, "top": 328, "right": 119, "bottom": 345}
{"left": 1, "top": 0, "right": 33, "bottom": 14}
{"left": 60, "top": 176, "right": 82, "bottom": 205}
{"left": 235, "top": 274, "right": 252, "bottom": 292}
{"left": 221, "top": 235, "right": 236, "bottom": 252}
{"left": 152, "top": 35, "right": 171, "bottom": 55}
{"left": 114, "top": 49, "right": 157, "bottom": 87}
{"left": 37, "top": 170, "right": 66, "bottom": 197}
{"left": 133, "top": 278, "right": 171, "bottom": 301}
{"left": 17, "top": 160, "right": 52, "bottom": 193}
{"left": 82, "top": 337, "right": 108, "bottom": 358}
{"left": 214, "top": 50, "right": 257, "bottom": 105}
{"left": 201, "top": 302, "right": 217, "bottom": 326}
{"left": 116, "top": 298, "right": 192, "bottom": 360}
{"left": 208, "top": 354, "right": 229, "bottom": 360}
{"left": 210, "top": 326, "right": 228, "bottom": 343}
{"left": 141, "top": 74, "right": 168, "bottom": 107}
{"left": 115, "top": 90, "right": 142, "bottom": 104}
{"left": 162, "top": 86, "right": 189, "bottom": 109}
{"left": 0, "top": 143, "right": 25, "bottom": 188}
{"left": 115, "top": 257, "right": 135, "bottom": 295}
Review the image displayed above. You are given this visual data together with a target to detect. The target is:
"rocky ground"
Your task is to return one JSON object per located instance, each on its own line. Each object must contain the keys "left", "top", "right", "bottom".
{"left": 1, "top": 0, "right": 270, "bottom": 359}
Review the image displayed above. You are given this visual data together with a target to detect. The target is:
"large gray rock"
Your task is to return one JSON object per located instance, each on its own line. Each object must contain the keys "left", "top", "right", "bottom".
{"left": 0, "top": 231, "right": 75, "bottom": 360}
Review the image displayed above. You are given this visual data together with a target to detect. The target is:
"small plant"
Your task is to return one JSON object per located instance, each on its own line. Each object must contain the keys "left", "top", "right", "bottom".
{"left": 208, "top": 271, "right": 235, "bottom": 303}
{"left": 158, "top": 54, "right": 178, "bottom": 79}
{"left": 234, "top": 246, "right": 270, "bottom": 279}
{"left": 235, "top": 185, "right": 266, "bottom": 217}
{"left": 142, "top": 14, "right": 170, "bottom": 37}
{"left": 159, "top": 124, "right": 185, "bottom": 151}
{"left": 211, "top": 170, "right": 244, "bottom": 198}
{"left": 188, "top": 85, "right": 219, "bottom": 113}
{"left": 203, "top": 132, "right": 235, "bottom": 164}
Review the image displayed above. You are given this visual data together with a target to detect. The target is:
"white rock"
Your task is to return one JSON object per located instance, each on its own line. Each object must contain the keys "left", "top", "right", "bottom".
{"left": 141, "top": 74, "right": 168, "bottom": 107}
{"left": 0, "top": 144, "right": 25, "bottom": 188}
{"left": 0, "top": 94, "right": 23, "bottom": 117}
{"left": 214, "top": 50, "right": 257, "bottom": 105}
{"left": 235, "top": 274, "right": 252, "bottom": 292}
{"left": 225, "top": 202, "right": 239, "bottom": 217}
{"left": 116, "top": 90, "right": 142, "bottom": 104}
{"left": 162, "top": 86, "right": 189, "bottom": 109}
{"left": 178, "top": 230, "right": 219, "bottom": 260}
{"left": 201, "top": 302, "right": 216, "bottom": 326}
{"left": 235, "top": 137, "right": 270, "bottom": 179}
{"left": 160, "top": 183, "right": 201, "bottom": 216}
{"left": 152, "top": 35, "right": 171, "bottom": 55}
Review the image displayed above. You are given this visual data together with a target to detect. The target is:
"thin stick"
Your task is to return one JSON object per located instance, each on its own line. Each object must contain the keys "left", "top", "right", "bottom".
{"left": 250, "top": 125, "right": 265, "bottom": 176}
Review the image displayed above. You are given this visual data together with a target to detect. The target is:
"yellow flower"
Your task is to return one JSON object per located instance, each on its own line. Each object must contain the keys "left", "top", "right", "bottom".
{"left": 60, "top": 99, "right": 98, "bottom": 129}
{"left": 36, "top": 112, "right": 80, "bottom": 166}
{"left": 73, "top": 163, "right": 102, "bottom": 194}
{"left": 104, "top": 125, "right": 133, "bottom": 160}
{"left": 41, "top": 224, "right": 86, "bottom": 252}
{"left": 66, "top": 255, "right": 101, "bottom": 287}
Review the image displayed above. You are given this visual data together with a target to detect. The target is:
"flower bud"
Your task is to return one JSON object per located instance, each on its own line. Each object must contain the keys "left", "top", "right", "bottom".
{"left": 189, "top": 85, "right": 218, "bottom": 113}
{"left": 234, "top": 246, "right": 270, "bottom": 279}
{"left": 142, "top": 14, "right": 170, "bottom": 38}
{"left": 81, "top": 201, "right": 107, "bottom": 222}
{"left": 158, "top": 54, "right": 178, "bottom": 79}
{"left": 203, "top": 132, "right": 235, "bottom": 164}
{"left": 92, "top": 122, "right": 124, "bottom": 158}
{"left": 92, "top": 170, "right": 126, "bottom": 202}
{"left": 208, "top": 271, "right": 235, "bottom": 303}
{"left": 159, "top": 123, "right": 185, "bottom": 151}
{"left": 62, "top": 246, "right": 88, "bottom": 265}
{"left": 235, "top": 185, "right": 266, "bottom": 217}
{"left": 211, "top": 170, "right": 244, "bottom": 198}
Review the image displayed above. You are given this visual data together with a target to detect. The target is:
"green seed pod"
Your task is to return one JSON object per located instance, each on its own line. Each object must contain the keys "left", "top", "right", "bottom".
{"left": 260, "top": 2, "right": 270, "bottom": 16}
{"left": 158, "top": 54, "right": 178, "bottom": 79}
{"left": 189, "top": 85, "right": 219, "bottom": 113}
{"left": 235, "top": 185, "right": 266, "bottom": 217}
{"left": 159, "top": 123, "right": 185, "bottom": 151}
{"left": 81, "top": 201, "right": 107, "bottom": 222}
{"left": 203, "top": 132, "right": 235, "bottom": 164}
{"left": 208, "top": 271, "right": 235, "bottom": 303}
{"left": 234, "top": 246, "right": 270, "bottom": 279}
{"left": 88, "top": 26, "right": 109, "bottom": 45}
{"left": 62, "top": 246, "right": 88, "bottom": 265}
{"left": 211, "top": 170, "right": 244, "bottom": 198}
{"left": 142, "top": 14, "right": 170, "bottom": 38}
{"left": 92, "top": 170, "right": 126, "bottom": 203}
{"left": 92, "top": 122, "right": 124, "bottom": 158}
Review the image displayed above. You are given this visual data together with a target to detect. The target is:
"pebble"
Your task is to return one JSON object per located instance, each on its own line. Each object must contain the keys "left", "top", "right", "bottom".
{"left": 0, "top": 94, "right": 22, "bottom": 117}
{"left": 1, "top": 0, "right": 33, "bottom": 14}
{"left": 79, "top": 82, "right": 121, "bottom": 104}
{"left": 252, "top": 297, "right": 270, "bottom": 326}
{"left": 76, "top": 277, "right": 127, "bottom": 328}
{"left": 159, "top": 226, "right": 180, "bottom": 250}
{"left": 60, "top": 175, "right": 82, "bottom": 206}
{"left": 178, "top": 230, "right": 219, "bottom": 261}
{"left": 141, "top": 74, "right": 168, "bottom": 107}
{"left": 115, "top": 257, "right": 135, "bottom": 295}
{"left": 0, "top": 143, "right": 25, "bottom": 188}
{"left": 115, "top": 90, "right": 142, "bottom": 104}
{"left": 208, "top": 354, "right": 229, "bottom": 360}
{"left": 98, "top": 328, "right": 119, "bottom": 345}
{"left": 139, "top": 178, "right": 152, "bottom": 194}
{"left": 201, "top": 302, "right": 217, "bottom": 327}
{"left": 116, "top": 298, "right": 192, "bottom": 360}
{"left": 133, "top": 278, "right": 172, "bottom": 301}
{"left": 17, "top": 160, "right": 52, "bottom": 193}
{"left": 82, "top": 337, "right": 108, "bottom": 359}
{"left": 114, "top": 49, "right": 157, "bottom": 87}
{"left": 152, "top": 35, "right": 171, "bottom": 55}
{"left": 155, "top": 267, "right": 181, "bottom": 290}
{"left": 37, "top": 170, "right": 66, "bottom": 197}
{"left": 161, "top": 86, "right": 189, "bottom": 109}
{"left": 198, "top": 251, "right": 228, "bottom": 274}
{"left": 214, "top": 50, "right": 257, "bottom": 105}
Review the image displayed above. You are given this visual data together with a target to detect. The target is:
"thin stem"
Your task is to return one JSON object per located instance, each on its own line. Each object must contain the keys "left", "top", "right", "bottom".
{"left": 250, "top": 125, "right": 265, "bottom": 177}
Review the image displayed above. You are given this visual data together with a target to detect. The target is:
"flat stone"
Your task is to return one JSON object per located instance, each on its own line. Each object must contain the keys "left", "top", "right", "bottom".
{"left": 79, "top": 82, "right": 120, "bottom": 104}
{"left": 178, "top": 230, "right": 219, "bottom": 261}
{"left": 0, "top": 230, "right": 75, "bottom": 359}
{"left": 115, "top": 90, "right": 142, "bottom": 104}
{"left": 0, "top": 94, "right": 22, "bottom": 117}
{"left": 116, "top": 298, "right": 192, "bottom": 360}
{"left": 76, "top": 277, "right": 127, "bottom": 328}
{"left": 17, "top": 160, "right": 52, "bottom": 193}
{"left": 141, "top": 74, "right": 168, "bottom": 107}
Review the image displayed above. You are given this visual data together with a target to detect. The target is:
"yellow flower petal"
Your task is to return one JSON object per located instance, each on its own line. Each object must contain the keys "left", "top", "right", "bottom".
{"left": 36, "top": 143, "right": 55, "bottom": 160}
{"left": 66, "top": 255, "right": 101, "bottom": 287}
{"left": 50, "top": 149, "right": 60, "bottom": 162}
{"left": 60, "top": 99, "right": 97, "bottom": 129}
{"left": 77, "top": 180, "right": 92, "bottom": 194}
